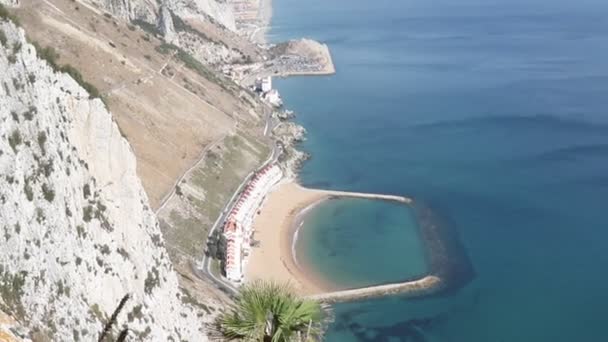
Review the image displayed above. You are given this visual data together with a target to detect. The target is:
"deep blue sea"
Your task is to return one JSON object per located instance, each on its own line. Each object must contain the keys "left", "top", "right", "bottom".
{"left": 270, "top": 0, "right": 608, "bottom": 341}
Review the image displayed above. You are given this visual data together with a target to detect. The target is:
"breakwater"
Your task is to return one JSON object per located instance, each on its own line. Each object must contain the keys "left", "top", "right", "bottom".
{"left": 301, "top": 189, "right": 474, "bottom": 303}
{"left": 316, "top": 189, "right": 412, "bottom": 203}
{"left": 307, "top": 276, "right": 441, "bottom": 303}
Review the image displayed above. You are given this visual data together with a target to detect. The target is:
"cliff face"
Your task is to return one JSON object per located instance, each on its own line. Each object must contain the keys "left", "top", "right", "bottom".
{"left": 0, "top": 21, "right": 209, "bottom": 340}
{"left": 84, "top": 0, "right": 159, "bottom": 22}
{"left": 82, "top": 0, "right": 236, "bottom": 32}
{"left": 166, "top": 0, "right": 236, "bottom": 31}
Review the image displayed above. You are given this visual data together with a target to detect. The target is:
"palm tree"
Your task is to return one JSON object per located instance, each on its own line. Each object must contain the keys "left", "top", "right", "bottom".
{"left": 217, "top": 280, "right": 330, "bottom": 341}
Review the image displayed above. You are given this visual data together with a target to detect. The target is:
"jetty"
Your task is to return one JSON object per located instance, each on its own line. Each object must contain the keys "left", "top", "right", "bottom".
{"left": 315, "top": 189, "right": 412, "bottom": 204}
{"left": 307, "top": 276, "right": 442, "bottom": 303}
{"left": 295, "top": 187, "right": 474, "bottom": 303}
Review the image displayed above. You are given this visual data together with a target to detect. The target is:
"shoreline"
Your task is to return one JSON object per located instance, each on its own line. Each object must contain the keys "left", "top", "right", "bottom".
{"left": 244, "top": 181, "right": 334, "bottom": 294}
{"left": 290, "top": 198, "right": 325, "bottom": 274}
{"left": 244, "top": 180, "right": 447, "bottom": 301}
{"left": 241, "top": 1, "right": 463, "bottom": 302}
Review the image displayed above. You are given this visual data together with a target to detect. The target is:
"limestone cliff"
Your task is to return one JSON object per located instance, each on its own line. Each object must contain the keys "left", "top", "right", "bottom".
{"left": 82, "top": 0, "right": 236, "bottom": 32}
{"left": 0, "top": 20, "right": 211, "bottom": 341}
{"left": 166, "top": 0, "right": 236, "bottom": 32}
{"left": 83, "top": 0, "right": 159, "bottom": 22}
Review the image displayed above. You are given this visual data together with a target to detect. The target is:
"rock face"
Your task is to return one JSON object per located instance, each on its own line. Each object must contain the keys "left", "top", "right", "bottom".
{"left": 83, "top": 0, "right": 237, "bottom": 32}
{"left": 158, "top": 5, "right": 178, "bottom": 44}
{"left": 85, "top": 0, "right": 159, "bottom": 22}
{"left": 273, "top": 122, "right": 309, "bottom": 179}
{"left": 0, "top": 21, "right": 208, "bottom": 340}
{"left": 167, "top": 0, "right": 236, "bottom": 31}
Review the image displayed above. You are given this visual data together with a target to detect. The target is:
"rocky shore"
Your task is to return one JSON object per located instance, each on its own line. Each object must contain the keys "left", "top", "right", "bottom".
{"left": 272, "top": 121, "right": 310, "bottom": 179}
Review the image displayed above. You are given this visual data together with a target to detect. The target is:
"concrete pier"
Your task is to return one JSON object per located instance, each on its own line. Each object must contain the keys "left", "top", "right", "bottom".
{"left": 313, "top": 189, "right": 412, "bottom": 204}
{"left": 307, "top": 276, "right": 442, "bottom": 303}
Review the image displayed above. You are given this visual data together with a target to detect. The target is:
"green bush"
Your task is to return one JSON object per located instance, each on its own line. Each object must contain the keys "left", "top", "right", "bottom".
{"left": 0, "top": 4, "right": 20, "bottom": 24}
{"left": 42, "top": 183, "right": 55, "bottom": 202}
{"left": 37, "top": 131, "right": 47, "bottom": 153}
{"left": 31, "top": 42, "right": 103, "bottom": 101}
{"left": 23, "top": 179, "right": 33, "bottom": 201}
{"left": 23, "top": 106, "right": 36, "bottom": 121}
{"left": 83, "top": 205, "right": 94, "bottom": 222}
{"left": 132, "top": 19, "right": 160, "bottom": 36}
{"left": 59, "top": 64, "right": 101, "bottom": 99}
{"left": 83, "top": 184, "right": 91, "bottom": 198}
{"left": 0, "top": 29, "right": 6, "bottom": 46}
{"left": 144, "top": 268, "right": 160, "bottom": 294}
{"left": 8, "top": 130, "right": 21, "bottom": 152}
{"left": 32, "top": 42, "right": 60, "bottom": 69}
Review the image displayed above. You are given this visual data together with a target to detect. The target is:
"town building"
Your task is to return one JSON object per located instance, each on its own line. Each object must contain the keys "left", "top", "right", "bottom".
{"left": 223, "top": 164, "right": 283, "bottom": 282}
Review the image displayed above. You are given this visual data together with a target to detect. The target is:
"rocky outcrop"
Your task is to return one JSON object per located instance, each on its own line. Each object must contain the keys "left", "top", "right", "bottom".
{"left": 176, "top": 29, "right": 244, "bottom": 65}
{"left": 273, "top": 121, "right": 306, "bottom": 144}
{"left": 82, "top": 0, "right": 236, "bottom": 33}
{"left": 275, "top": 109, "right": 295, "bottom": 121}
{"left": 273, "top": 122, "right": 309, "bottom": 179}
{"left": 0, "top": 20, "right": 210, "bottom": 340}
{"left": 85, "top": 0, "right": 159, "bottom": 22}
{"left": 2, "top": 0, "right": 17, "bottom": 7}
{"left": 158, "top": 5, "right": 178, "bottom": 44}
{"left": 167, "top": 0, "right": 236, "bottom": 32}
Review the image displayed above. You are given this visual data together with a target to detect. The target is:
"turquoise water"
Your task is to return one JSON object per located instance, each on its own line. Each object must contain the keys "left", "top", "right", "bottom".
{"left": 270, "top": 0, "right": 608, "bottom": 341}
{"left": 295, "top": 198, "right": 427, "bottom": 288}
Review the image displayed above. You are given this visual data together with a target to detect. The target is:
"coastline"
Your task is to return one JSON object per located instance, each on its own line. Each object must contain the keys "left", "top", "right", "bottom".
{"left": 241, "top": 177, "right": 475, "bottom": 303}
{"left": 243, "top": 180, "right": 446, "bottom": 301}
{"left": 241, "top": 0, "right": 456, "bottom": 303}
{"left": 244, "top": 181, "right": 335, "bottom": 295}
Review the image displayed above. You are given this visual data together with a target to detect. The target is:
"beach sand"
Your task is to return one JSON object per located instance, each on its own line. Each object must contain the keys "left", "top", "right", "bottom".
{"left": 243, "top": 181, "right": 442, "bottom": 301}
{"left": 244, "top": 180, "right": 333, "bottom": 295}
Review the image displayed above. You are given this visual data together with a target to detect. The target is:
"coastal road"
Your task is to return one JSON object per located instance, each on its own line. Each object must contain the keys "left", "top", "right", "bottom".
{"left": 197, "top": 108, "right": 282, "bottom": 294}
{"left": 198, "top": 141, "right": 281, "bottom": 294}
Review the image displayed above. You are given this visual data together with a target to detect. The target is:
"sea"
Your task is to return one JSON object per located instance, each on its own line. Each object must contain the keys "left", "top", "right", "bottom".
{"left": 268, "top": 0, "right": 608, "bottom": 341}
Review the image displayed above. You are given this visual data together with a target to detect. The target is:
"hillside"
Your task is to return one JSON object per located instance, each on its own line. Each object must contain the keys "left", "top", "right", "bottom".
{"left": 1, "top": 0, "right": 278, "bottom": 282}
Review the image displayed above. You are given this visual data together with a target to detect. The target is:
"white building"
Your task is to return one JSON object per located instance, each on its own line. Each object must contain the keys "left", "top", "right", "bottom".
{"left": 254, "top": 76, "right": 273, "bottom": 93}
{"left": 261, "top": 76, "right": 272, "bottom": 93}
{"left": 223, "top": 165, "right": 283, "bottom": 282}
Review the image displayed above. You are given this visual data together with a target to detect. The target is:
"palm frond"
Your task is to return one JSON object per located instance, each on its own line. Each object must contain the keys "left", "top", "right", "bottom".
{"left": 217, "top": 280, "right": 331, "bottom": 341}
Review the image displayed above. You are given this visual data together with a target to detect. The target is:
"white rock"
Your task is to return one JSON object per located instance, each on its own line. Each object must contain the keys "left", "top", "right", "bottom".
{"left": 0, "top": 21, "right": 209, "bottom": 341}
{"left": 159, "top": 5, "right": 178, "bottom": 44}
{"left": 166, "top": 0, "right": 237, "bottom": 32}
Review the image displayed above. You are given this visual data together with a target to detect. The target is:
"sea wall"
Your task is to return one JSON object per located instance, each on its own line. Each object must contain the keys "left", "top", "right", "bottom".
{"left": 411, "top": 201, "right": 476, "bottom": 294}
{"left": 301, "top": 192, "right": 475, "bottom": 303}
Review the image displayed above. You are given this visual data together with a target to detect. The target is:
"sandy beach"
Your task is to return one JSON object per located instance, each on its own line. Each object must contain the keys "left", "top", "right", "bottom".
{"left": 244, "top": 180, "right": 420, "bottom": 296}
{"left": 244, "top": 180, "right": 334, "bottom": 295}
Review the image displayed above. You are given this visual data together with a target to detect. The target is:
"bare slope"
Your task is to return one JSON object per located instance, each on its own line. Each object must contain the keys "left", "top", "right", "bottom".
{"left": 9, "top": 0, "right": 268, "bottom": 208}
